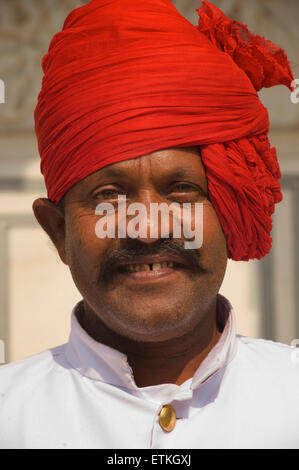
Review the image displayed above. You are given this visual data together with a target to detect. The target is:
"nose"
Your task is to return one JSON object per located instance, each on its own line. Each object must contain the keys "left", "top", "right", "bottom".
{"left": 127, "top": 189, "right": 176, "bottom": 244}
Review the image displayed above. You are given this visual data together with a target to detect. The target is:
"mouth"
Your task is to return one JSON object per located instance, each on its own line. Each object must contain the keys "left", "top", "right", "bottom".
{"left": 120, "top": 261, "right": 180, "bottom": 272}
{"left": 116, "top": 256, "right": 186, "bottom": 283}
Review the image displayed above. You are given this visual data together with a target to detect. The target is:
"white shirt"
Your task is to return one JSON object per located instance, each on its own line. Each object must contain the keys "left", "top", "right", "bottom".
{"left": 0, "top": 294, "right": 298, "bottom": 449}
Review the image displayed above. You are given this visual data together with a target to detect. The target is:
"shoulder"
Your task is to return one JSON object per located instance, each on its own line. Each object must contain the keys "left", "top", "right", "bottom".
{"left": 234, "top": 334, "right": 299, "bottom": 383}
{"left": 0, "top": 344, "right": 68, "bottom": 394}
{"left": 237, "top": 334, "right": 297, "bottom": 357}
{"left": 228, "top": 336, "right": 299, "bottom": 416}
{"left": 0, "top": 344, "right": 82, "bottom": 448}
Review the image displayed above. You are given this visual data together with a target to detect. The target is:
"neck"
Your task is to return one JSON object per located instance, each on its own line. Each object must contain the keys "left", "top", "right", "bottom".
{"left": 78, "top": 299, "right": 223, "bottom": 387}
{"left": 126, "top": 323, "right": 221, "bottom": 386}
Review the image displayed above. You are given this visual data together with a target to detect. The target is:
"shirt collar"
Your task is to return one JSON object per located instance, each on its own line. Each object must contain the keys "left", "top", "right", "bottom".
{"left": 64, "top": 293, "right": 237, "bottom": 400}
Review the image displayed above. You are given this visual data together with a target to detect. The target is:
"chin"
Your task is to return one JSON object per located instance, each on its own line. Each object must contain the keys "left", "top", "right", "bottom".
{"left": 118, "top": 324, "right": 188, "bottom": 343}
{"left": 107, "top": 304, "right": 197, "bottom": 343}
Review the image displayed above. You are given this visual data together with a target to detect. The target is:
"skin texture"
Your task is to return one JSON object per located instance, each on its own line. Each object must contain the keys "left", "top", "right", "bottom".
{"left": 33, "top": 147, "right": 228, "bottom": 386}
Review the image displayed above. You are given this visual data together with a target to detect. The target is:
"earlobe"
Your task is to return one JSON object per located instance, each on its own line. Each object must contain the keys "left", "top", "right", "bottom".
{"left": 32, "top": 198, "right": 68, "bottom": 265}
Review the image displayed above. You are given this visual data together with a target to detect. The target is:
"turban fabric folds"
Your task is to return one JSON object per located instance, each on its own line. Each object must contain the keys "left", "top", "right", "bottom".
{"left": 34, "top": 0, "right": 294, "bottom": 261}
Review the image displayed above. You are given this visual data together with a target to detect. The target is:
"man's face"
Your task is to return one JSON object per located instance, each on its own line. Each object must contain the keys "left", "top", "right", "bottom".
{"left": 35, "top": 147, "right": 228, "bottom": 342}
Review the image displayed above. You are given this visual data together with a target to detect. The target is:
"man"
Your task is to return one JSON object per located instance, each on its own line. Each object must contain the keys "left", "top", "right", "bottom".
{"left": 0, "top": 0, "right": 298, "bottom": 449}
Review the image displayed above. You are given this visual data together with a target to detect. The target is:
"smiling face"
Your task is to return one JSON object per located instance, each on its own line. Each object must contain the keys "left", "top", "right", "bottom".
{"left": 33, "top": 147, "right": 228, "bottom": 342}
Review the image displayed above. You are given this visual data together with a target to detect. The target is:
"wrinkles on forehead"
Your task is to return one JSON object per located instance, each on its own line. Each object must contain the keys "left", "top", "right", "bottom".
{"left": 62, "top": 147, "right": 207, "bottom": 208}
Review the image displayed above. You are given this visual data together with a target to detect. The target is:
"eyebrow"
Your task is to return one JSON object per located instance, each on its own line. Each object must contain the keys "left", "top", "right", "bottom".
{"left": 162, "top": 169, "right": 203, "bottom": 179}
{"left": 99, "top": 167, "right": 204, "bottom": 179}
{"left": 89, "top": 164, "right": 206, "bottom": 189}
{"left": 85, "top": 164, "right": 208, "bottom": 200}
{"left": 97, "top": 167, "right": 128, "bottom": 179}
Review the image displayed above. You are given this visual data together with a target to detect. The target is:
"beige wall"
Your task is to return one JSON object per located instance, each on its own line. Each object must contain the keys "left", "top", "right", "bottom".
{"left": 1, "top": 0, "right": 299, "bottom": 364}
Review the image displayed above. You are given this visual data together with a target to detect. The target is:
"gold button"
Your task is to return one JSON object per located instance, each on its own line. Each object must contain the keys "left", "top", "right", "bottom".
{"left": 159, "top": 404, "right": 176, "bottom": 432}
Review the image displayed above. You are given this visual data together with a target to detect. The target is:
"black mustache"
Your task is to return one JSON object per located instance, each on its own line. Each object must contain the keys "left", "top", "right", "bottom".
{"left": 99, "top": 238, "right": 205, "bottom": 280}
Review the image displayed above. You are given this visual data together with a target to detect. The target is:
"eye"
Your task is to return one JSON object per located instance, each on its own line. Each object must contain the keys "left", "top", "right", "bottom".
{"left": 167, "top": 182, "right": 207, "bottom": 202}
{"left": 93, "top": 186, "right": 125, "bottom": 201}
{"left": 171, "top": 183, "right": 197, "bottom": 192}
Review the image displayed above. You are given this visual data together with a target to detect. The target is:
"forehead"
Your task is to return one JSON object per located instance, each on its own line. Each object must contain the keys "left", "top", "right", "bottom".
{"left": 65, "top": 146, "right": 206, "bottom": 199}
{"left": 100, "top": 146, "right": 204, "bottom": 175}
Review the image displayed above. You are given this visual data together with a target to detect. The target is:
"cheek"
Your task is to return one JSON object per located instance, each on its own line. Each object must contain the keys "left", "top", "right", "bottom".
{"left": 65, "top": 216, "right": 109, "bottom": 283}
{"left": 202, "top": 205, "right": 228, "bottom": 264}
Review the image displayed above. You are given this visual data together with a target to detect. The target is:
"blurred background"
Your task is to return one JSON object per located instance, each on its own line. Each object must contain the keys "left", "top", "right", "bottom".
{"left": 0, "top": 0, "right": 298, "bottom": 364}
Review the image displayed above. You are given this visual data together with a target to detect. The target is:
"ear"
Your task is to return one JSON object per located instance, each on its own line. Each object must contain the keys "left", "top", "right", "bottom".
{"left": 32, "top": 198, "right": 68, "bottom": 265}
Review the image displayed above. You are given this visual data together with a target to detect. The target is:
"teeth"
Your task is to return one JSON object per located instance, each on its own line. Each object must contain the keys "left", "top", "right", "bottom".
{"left": 128, "top": 264, "right": 151, "bottom": 272}
{"left": 152, "top": 263, "right": 161, "bottom": 271}
{"left": 125, "top": 262, "right": 175, "bottom": 272}
{"left": 152, "top": 262, "right": 174, "bottom": 270}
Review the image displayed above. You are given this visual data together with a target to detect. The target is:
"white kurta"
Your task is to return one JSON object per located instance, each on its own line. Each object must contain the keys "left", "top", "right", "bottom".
{"left": 0, "top": 294, "right": 298, "bottom": 449}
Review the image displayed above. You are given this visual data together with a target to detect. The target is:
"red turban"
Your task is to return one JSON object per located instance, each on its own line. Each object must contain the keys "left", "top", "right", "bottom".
{"left": 34, "top": 0, "right": 294, "bottom": 261}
